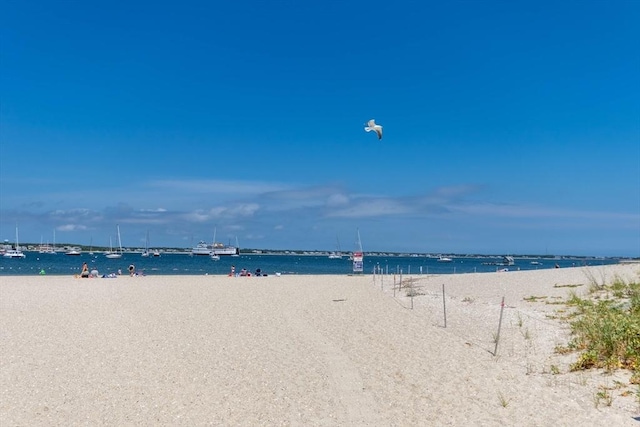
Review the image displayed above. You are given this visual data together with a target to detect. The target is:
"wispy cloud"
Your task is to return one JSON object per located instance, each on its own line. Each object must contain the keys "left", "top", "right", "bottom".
{"left": 57, "top": 224, "right": 88, "bottom": 232}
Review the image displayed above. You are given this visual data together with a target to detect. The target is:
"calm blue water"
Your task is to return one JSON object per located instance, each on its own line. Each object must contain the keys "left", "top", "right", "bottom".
{"left": 0, "top": 252, "right": 619, "bottom": 276}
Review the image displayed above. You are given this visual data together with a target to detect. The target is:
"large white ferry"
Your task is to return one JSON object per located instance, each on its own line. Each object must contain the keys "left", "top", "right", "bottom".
{"left": 191, "top": 241, "right": 239, "bottom": 256}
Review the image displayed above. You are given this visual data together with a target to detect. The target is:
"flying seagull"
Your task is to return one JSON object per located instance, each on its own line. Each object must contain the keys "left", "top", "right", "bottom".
{"left": 364, "top": 119, "right": 383, "bottom": 140}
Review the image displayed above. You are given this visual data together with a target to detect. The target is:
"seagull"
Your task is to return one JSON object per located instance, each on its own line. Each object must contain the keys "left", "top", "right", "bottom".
{"left": 364, "top": 119, "right": 383, "bottom": 140}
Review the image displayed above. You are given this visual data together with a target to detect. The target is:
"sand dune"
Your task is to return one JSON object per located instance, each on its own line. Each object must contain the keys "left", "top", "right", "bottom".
{"left": 1, "top": 264, "right": 639, "bottom": 426}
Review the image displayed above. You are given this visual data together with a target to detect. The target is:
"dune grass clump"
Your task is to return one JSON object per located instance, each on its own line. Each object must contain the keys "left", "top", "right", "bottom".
{"left": 561, "top": 278, "right": 639, "bottom": 383}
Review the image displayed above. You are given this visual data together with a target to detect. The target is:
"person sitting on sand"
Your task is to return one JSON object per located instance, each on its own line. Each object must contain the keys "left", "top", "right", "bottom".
{"left": 81, "top": 262, "right": 89, "bottom": 278}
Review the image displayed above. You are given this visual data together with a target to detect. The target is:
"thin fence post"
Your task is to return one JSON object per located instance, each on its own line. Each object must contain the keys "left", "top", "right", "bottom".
{"left": 493, "top": 296, "right": 505, "bottom": 356}
{"left": 410, "top": 277, "right": 414, "bottom": 309}
{"left": 442, "top": 283, "right": 447, "bottom": 328}
{"left": 393, "top": 274, "right": 396, "bottom": 297}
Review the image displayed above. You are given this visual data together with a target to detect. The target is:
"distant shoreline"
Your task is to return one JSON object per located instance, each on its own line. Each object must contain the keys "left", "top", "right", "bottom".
{"left": 4, "top": 247, "right": 635, "bottom": 260}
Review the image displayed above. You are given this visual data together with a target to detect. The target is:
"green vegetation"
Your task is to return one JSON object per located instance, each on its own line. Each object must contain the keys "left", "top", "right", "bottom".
{"left": 497, "top": 391, "right": 509, "bottom": 408}
{"left": 557, "top": 277, "right": 639, "bottom": 384}
{"left": 523, "top": 295, "right": 548, "bottom": 302}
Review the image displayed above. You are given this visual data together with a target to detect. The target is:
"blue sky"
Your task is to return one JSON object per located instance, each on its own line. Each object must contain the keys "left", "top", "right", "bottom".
{"left": 1, "top": 1, "right": 639, "bottom": 257}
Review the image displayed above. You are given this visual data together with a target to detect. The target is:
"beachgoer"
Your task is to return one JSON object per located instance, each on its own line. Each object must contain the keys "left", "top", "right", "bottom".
{"left": 229, "top": 265, "right": 235, "bottom": 277}
{"left": 128, "top": 264, "right": 135, "bottom": 276}
{"left": 81, "top": 262, "right": 89, "bottom": 278}
{"left": 90, "top": 268, "right": 99, "bottom": 278}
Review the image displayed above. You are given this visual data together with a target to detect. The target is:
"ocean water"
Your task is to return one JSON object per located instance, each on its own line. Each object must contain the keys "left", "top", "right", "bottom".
{"left": 0, "top": 252, "right": 618, "bottom": 277}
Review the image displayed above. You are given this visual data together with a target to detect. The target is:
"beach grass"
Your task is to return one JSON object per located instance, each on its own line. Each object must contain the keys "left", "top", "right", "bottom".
{"left": 558, "top": 277, "right": 639, "bottom": 383}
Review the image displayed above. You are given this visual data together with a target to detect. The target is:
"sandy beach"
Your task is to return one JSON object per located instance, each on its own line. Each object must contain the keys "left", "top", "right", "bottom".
{"left": 1, "top": 264, "right": 639, "bottom": 426}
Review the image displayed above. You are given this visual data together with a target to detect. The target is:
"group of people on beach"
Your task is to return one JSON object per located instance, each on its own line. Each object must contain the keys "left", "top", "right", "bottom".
{"left": 229, "top": 265, "right": 267, "bottom": 277}
{"left": 79, "top": 262, "right": 142, "bottom": 278}
{"left": 80, "top": 262, "right": 100, "bottom": 278}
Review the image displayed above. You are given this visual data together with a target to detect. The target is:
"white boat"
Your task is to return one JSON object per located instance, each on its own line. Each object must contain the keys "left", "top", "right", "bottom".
{"left": 152, "top": 250, "right": 161, "bottom": 257}
{"left": 105, "top": 225, "right": 123, "bottom": 259}
{"left": 328, "top": 236, "right": 343, "bottom": 259}
{"left": 228, "top": 236, "right": 240, "bottom": 257}
{"left": 192, "top": 229, "right": 239, "bottom": 257}
{"left": 39, "top": 230, "right": 57, "bottom": 254}
{"left": 3, "top": 248, "right": 26, "bottom": 258}
{"left": 38, "top": 243, "right": 57, "bottom": 254}
{"left": 3, "top": 227, "right": 26, "bottom": 259}
{"left": 437, "top": 256, "right": 453, "bottom": 262}
{"left": 192, "top": 240, "right": 212, "bottom": 256}
{"left": 213, "top": 242, "right": 239, "bottom": 256}
{"left": 209, "top": 229, "right": 220, "bottom": 260}
{"left": 65, "top": 248, "right": 82, "bottom": 256}
{"left": 141, "top": 230, "right": 150, "bottom": 257}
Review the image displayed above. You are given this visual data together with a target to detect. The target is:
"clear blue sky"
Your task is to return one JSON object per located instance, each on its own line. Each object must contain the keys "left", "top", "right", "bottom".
{"left": 1, "top": 1, "right": 639, "bottom": 257}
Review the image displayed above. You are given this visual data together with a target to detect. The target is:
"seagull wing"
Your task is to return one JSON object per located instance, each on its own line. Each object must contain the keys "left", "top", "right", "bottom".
{"left": 375, "top": 125, "right": 383, "bottom": 139}
{"left": 367, "top": 119, "right": 376, "bottom": 127}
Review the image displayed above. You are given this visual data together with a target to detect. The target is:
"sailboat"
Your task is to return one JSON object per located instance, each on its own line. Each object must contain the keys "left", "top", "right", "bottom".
{"left": 328, "top": 236, "right": 343, "bottom": 259}
{"left": 3, "top": 226, "right": 26, "bottom": 258}
{"left": 141, "top": 230, "right": 150, "bottom": 257}
{"left": 39, "top": 229, "right": 57, "bottom": 254}
{"left": 105, "top": 225, "right": 123, "bottom": 259}
{"left": 210, "top": 228, "right": 220, "bottom": 260}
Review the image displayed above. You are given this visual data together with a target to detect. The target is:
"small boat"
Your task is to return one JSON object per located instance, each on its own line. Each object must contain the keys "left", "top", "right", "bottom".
{"left": 210, "top": 253, "right": 220, "bottom": 261}
{"left": 152, "top": 250, "right": 161, "bottom": 257}
{"left": 229, "top": 236, "right": 240, "bottom": 257}
{"left": 105, "top": 225, "right": 123, "bottom": 259}
{"left": 328, "top": 236, "right": 343, "bottom": 259}
{"left": 65, "top": 248, "right": 82, "bottom": 256}
{"left": 3, "top": 227, "right": 26, "bottom": 259}
{"left": 3, "top": 249, "right": 26, "bottom": 259}
{"left": 437, "top": 256, "right": 453, "bottom": 262}
{"left": 141, "top": 231, "right": 150, "bottom": 257}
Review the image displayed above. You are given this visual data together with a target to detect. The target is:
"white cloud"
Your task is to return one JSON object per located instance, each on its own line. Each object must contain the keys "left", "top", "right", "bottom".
{"left": 57, "top": 224, "right": 88, "bottom": 232}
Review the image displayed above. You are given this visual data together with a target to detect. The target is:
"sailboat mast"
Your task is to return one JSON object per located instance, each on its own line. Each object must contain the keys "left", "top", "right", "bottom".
{"left": 117, "top": 225, "right": 123, "bottom": 253}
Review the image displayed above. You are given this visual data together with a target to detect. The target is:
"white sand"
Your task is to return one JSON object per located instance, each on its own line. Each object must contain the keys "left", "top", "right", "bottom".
{"left": 1, "top": 264, "right": 639, "bottom": 426}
